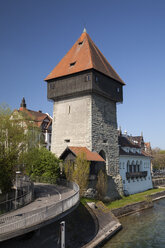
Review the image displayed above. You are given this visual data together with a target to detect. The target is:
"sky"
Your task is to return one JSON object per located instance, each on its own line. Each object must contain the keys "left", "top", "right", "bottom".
{"left": 0, "top": 0, "right": 165, "bottom": 149}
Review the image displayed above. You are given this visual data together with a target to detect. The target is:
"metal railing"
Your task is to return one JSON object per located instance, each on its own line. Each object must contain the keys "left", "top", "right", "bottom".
{"left": 0, "top": 181, "right": 79, "bottom": 236}
{"left": 0, "top": 178, "right": 34, "bottom": 215}
{"left": 126, "top": 171, "right": 147, "bottom": 179}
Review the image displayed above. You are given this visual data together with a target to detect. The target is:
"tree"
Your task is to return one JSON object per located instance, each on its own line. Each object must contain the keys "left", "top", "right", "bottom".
{"left": 152, "top": 148, "right": 165, "bottom": 170}
{"left": 64, "top": 153, "right": 90, "bottom": 196}
{"left": 0, "top": 104, "right": 44, "bottom": 193}
{"left": 0, "top": 104, "right": 28, "bottom": 193}
{"left": 23, "top": 147, "right": 60, "bottom": 184}
{"left": 96, "top": 169, "right": 107, "bottom": 200}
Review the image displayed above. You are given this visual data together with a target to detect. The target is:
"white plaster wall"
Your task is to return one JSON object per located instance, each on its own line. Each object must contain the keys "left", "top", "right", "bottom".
{"left": 51, "top": 95, "right": 92, "bottom": 157}
{"left": 119, "top": 155, "right": 153, "bottom": 195}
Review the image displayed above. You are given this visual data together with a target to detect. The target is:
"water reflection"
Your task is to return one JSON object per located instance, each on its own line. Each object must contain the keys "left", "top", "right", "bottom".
{"left": 103, "top": 198, "right": 165, "bottom": 248}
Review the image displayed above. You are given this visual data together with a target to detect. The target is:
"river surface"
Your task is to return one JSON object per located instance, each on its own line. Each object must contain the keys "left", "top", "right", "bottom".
{"left": 103, "top": 198, "right": 165, "bottom": 248}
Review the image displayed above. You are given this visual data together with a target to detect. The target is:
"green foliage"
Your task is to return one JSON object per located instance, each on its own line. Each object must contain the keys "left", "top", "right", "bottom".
{"left": 64, "top": 160, "right": 74, "bottom": 182}
{"left": 64, "top": 152, "right": 90, "bottom": 196}
{"left": 96, "top": 169, "right": 107, "bottom": 200}
{"left": 106, "top": 188, "right": 165, "bottom": 210}
{"left": 23, "top": 147, "right": 60, "bottom": 184}
{"left": 0, "top": 104, "right": 27, "bottom": 193}
{"left": 152, "top": 148, "right": 165, "bottom": 170}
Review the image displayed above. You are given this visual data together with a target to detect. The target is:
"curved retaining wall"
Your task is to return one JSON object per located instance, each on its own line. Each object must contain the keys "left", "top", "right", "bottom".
{"left": 0, "top": 181, "right": 79, "bottom": 241}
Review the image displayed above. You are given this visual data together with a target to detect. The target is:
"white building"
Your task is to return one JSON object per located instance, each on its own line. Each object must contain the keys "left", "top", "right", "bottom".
{"left": 118, "top": 133, "right": 153, "bottom": 195}
{"left": 12, "top": 98, "right": 52, "bottom": 150}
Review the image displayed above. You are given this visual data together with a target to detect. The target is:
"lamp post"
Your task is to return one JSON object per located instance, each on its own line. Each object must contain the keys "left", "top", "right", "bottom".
{"left": 15, "top": 171, "right": 21, "bottom": 210}
{"left": 60, "top": 221, "right": 65, "bottom": 248}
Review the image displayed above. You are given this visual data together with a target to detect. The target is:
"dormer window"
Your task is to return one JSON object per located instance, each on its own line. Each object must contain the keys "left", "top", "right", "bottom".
{"left": 70, "top": 62, "right": 76, "bottom": 67}
{"left": 78, "top": 41, "right": 83, "bottom": 45}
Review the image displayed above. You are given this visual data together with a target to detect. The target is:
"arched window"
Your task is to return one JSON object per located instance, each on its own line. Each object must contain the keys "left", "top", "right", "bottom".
{"left": 99, "top": 150, "right": 107, "bottom": 173}
{"left": 136, "top": 161, "right": 140, "bottom": 172}
{"left": 132, "top": 160, "right": 135, "bottom": 172}
{"left": 127, "top": 161, "right": 130, "bottom": 172}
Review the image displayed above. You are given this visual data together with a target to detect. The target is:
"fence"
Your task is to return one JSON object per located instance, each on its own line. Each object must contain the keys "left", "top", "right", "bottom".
{"left": 0, "top": 178, "right": 34, "bottom": 214}
{"left": 0, "top": 181, "right": 79, "bottom": 237}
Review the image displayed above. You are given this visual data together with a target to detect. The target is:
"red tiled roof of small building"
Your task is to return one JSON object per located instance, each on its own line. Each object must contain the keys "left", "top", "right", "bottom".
{"left": 45, "top": 31, "right": 125, "bottom": 85}
{"left": 68, "top": 146, "right": 105, "bottom": 162}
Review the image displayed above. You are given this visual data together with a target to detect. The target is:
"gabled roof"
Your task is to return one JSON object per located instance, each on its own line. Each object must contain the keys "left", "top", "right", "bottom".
{"left": 45, "top": 31, "right": 125, "bottom": 85}
{"left": 60, "top": 146, "right": 105, "bottom": 162}
{"left": 118, "top": 135, "right": 140, "bottom": 148}
{"left": 18, "top": 108, "right": 52, "bottom": 129}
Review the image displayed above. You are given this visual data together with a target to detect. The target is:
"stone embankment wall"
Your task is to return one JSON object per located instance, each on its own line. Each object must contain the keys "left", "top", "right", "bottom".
{"left": 112, "top": 190, "right": 165, "bottom": 218}
{"left": 152, "top": 178, "right": 165, "bottom": 187}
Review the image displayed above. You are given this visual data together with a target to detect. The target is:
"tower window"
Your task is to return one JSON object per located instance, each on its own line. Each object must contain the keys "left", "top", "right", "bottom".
{"left": 64, "top": 139, "right": 70, "bottom": 143}
{"left": 68, "top": 105, "right": 71, "bottom": 114}
{"left": 95, "top": 76, "right": 99, "bottom": 82}
{"left": 70, "top": 61, "right": 76, "bottom": 67}
{"left": 103, "top": 139, "right": 107, "bottom": 144}
{"left": 85, "top": 75, "right": 90, "bottom": 82}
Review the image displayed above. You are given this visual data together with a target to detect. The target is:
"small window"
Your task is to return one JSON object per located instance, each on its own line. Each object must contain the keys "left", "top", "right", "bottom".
{"left": 78, "top": 41, "right": 83, "bottom": 45}
{"left": 68, "top": 105, "right": 71, "bottom": 114}
{"left": 117, "top": 87, "right": 120, "bottom": 93}
{"left": 85, "top": 75, "right": 90, "bottom": 82}
{"left": 95, "top": 76, "right": 99, "bottom": 82}
{"left": 123, "top": 180, "right": 125, "bottom": 184}
{"left": 64, "top": 139, "right": 70, "bottom": 143}
{"left": 103, "top": 139, "right": 107, "bottom": 144}
{"left": 70, "top": 62, "right": 76, "bottom": 67}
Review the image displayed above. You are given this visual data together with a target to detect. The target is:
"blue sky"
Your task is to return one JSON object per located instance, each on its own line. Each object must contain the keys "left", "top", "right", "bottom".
{"left": 0, "top": 0, "right": 165, "bottom": 149}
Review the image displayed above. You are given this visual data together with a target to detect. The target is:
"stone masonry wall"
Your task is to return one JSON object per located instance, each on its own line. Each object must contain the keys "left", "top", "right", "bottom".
{"left": 91, "top": 94, "right": 119, "bottom": 176}
{"left": 91, "top": 94, "right": 123, "bottom": 197}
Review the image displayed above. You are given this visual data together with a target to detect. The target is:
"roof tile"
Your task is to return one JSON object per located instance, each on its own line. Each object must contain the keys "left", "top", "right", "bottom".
{"left": 45, "top": 32, "right": 125, "bottom": 85}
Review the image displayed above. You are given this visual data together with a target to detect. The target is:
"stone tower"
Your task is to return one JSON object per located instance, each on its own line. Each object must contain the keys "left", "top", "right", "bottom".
{"left": 45, "top": 30, "right": 125, "bottom": 178}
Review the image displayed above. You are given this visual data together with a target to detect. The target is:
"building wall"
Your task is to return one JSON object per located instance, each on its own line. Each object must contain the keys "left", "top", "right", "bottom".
{"left": 91, "top": 94, "right": 119, "bottom": 176}
{"left": 51, "top": 95, "right": 92, "bottom": 157}
{"left": 119, "top": 155, "right": 153, "bottom": 195}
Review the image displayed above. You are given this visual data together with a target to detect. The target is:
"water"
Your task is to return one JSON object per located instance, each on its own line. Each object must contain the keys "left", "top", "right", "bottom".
{"left": 103, "top": 198, "right": 165, "bottom": 248}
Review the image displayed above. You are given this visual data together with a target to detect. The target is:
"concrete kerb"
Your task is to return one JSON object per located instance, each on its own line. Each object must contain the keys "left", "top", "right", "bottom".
{"left": 82, "top": 191, "right": 165, "bottom": 248}
{"left": 82, "top": 202, "right": 122, "bottom": 248}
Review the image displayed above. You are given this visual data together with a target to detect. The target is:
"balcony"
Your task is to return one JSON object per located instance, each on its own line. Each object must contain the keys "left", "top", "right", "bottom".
{"left": 126, "top": 171, "right": 147, "bottom": 179}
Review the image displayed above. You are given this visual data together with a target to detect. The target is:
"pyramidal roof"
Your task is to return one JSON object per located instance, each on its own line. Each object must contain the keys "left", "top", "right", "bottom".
{"left": 45, "top": 31, "right": 125, "bottom": 84}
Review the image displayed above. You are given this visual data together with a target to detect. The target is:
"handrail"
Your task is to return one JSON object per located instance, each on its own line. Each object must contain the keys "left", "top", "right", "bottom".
{"left": 0, "top": 181, "right": 79, "bottom": 236}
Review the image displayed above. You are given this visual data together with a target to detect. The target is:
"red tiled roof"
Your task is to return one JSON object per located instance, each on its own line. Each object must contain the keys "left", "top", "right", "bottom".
{"left": 18, "top": 108, "right": 52, "bottom": 128}
{"left": 68, "top": 146, "right": 105, "bottom": 162}
{"left": 45, "top": 31, "right": 125, "bottom": 85}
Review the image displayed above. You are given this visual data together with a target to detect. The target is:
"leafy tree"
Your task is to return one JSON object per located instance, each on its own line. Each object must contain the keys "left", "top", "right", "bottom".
{"left": 23, "top": 147, "right": 60, "bottom": 184}
{"left": 0, "top": 104, "right": 44, "bottom": 193}
{"left": 152, "top": 148, "right": 165, "bottom": 170}
{"left": 0, "top": 104, "right": 27, "bottom": 193}
{"left": 64, "top": 160, "right": 74, "bottom": 182}
{"left": 96, "top": 169, "right": 107, "bottom": 200}
{"left": 64, "top": 152, "right": 90, "bottom": 196}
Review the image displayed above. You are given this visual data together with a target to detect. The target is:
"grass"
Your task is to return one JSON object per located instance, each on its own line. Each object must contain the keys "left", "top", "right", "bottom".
{"left": 106, "top": 188, "right": 165, "bottom": 210}
{"left": 81, "top": 188, "right": 165, "bottom": 209}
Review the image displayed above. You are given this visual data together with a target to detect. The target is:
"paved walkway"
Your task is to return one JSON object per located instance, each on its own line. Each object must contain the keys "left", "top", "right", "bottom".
{"left": 0, "top": 183, "right": 75, "bottom": 221}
